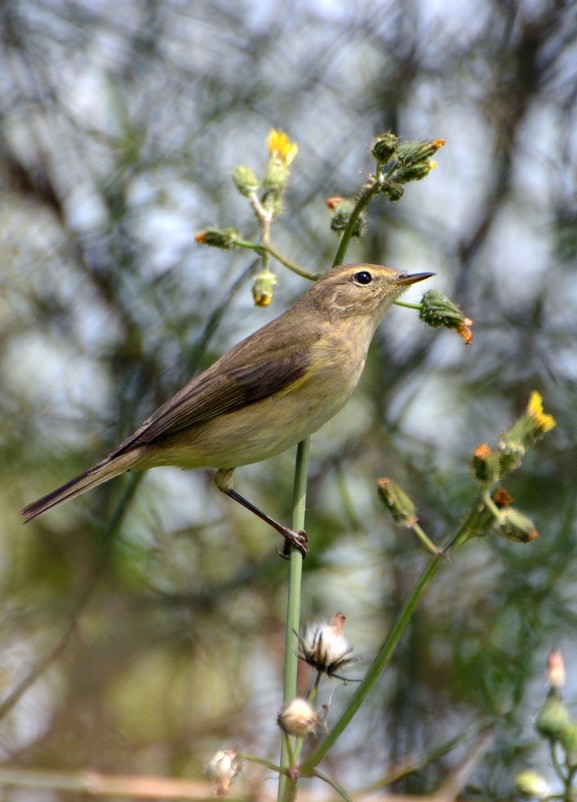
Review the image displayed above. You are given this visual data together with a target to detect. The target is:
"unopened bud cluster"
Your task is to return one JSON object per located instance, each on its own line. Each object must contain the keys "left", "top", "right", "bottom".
{"left": 327, "top": 133, "right": 444, "bottom": 233}
{"left": 498, "top": 391, "right": 556, "bottom": 474}
{"left": 196, "top": 129, "right": 299, "bottom": 307}
{"left": 472, "top": 393, "right": 555, "bottom": 487}
{"left": 370, "top": 133, "right": 445, "bottom": 202}
{"left": 419, "top": 290, "right": 473, "bottom": 344}
{"left": 470, "top": 393, "right": 555, "bottom": 543}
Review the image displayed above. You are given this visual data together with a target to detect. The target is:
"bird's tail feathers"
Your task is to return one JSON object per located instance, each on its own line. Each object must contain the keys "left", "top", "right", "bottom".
{"left": 20, "top": 451, "right": 140, "bottom": 523}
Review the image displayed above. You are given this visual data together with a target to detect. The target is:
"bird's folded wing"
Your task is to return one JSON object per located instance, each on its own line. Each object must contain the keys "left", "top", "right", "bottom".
{"left": 109, "top": 350, "right": 310, "bottom": 456}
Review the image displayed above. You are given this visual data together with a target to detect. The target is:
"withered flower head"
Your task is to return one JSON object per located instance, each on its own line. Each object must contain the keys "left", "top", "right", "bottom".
{"left": 298, "top": 612, "right": 361, "bottom": 682}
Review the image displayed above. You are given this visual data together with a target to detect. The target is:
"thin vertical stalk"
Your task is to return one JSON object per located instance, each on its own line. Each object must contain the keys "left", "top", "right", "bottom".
{"left": 278, "top": 439, "right": 310, "bottom": 801}
{"left": 278, "top": 171, "right": 383, "bottom": 801}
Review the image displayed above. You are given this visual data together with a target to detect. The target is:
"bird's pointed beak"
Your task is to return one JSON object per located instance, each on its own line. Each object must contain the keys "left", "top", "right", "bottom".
{"left": 394, "top": 271, "right": 435, "bottom": 286}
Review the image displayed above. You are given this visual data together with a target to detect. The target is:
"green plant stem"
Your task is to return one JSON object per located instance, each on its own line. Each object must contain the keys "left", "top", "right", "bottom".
{"left": 394, "top": 299, "right": 422, "bottom": 311}
{"left": 279, "top": 170, "right": 390, "bottom": 801}
{"left": 277, "top": 154, "right": 382, "bottom": 802}
{"left": 285, "top": 438, "right": 310, "bottom": 696}
{"left": 412, "top": 520, "right": 445, "bottom": 555}
{"left": 565, "top": 767, "right": 577, "bottom": 802}
{"left": 239, "top": 754, "right": 284, "bottom": 774}
{"left": 332, "top": 182, "right": 381, "bottom": 268}
{"left": 278, "top": 439, "right": 310, "bottom": 802}
{"left": 236, "top": 239, "right": 320, "bottom": 281}
{"left": 279, "top": 156, "right": 428, "bottom": 799}
{"left": 332, "top": 160, "right": 400, "bottom": 268}
{"left": 311, "top": 769, "right": 354, "bottom": 802}
{"left": 550, "top": 741, "right": 565, "bottom": 785}
{"left": 300, "top": 496, "right": 487, "bottom": 774}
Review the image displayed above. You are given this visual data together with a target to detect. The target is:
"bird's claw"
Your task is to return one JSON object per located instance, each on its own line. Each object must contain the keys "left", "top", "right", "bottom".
{"left": 280, "top": 528, "right": 308, "bottom": 559}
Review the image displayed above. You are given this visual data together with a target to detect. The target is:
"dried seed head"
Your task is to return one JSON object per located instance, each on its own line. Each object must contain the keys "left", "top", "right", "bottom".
{"left": 298, "top": 612, "right": 361, "bottom": 681}
{"left": 205, "top": 749, "right": 242, "bottom": 797}
{"left": 278, "top": 698, "right": 318, "bottom": 737}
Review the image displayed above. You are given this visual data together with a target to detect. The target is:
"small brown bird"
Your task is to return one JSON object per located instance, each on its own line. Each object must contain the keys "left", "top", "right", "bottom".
{"left": 21, "top": 263, "right": 432, "bottom": 553}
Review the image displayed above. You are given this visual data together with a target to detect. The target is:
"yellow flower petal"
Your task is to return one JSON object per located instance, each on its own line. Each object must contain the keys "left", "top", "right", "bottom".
{"left": 527, "top": 391, "right": 556, "bottom": 433}
{"left": 266, "top": 129, "right": 298, "bottom": 165}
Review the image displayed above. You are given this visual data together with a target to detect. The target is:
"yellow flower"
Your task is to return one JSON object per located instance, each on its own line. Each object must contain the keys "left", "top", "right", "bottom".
{"left": 266, "top": 129, "right": 298, "bottom": 165}
{"left": 527, "top": 391, "right": 556, "bottom": 433}
{"left": 498, "top": 391, "right": 556, "bottom": 475}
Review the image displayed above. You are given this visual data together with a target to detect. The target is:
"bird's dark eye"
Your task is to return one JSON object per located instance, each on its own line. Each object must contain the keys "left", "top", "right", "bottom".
{"left": 354, "top": 270, "right": 373, "bottom": 285}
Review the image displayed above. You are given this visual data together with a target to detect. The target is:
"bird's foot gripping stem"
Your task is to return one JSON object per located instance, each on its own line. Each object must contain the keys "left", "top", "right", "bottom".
{"left": 224, "top": 487, "right": 308, "bottom": 557}
{"left": 214, "top": 470, "right": 308, "bottom": 557}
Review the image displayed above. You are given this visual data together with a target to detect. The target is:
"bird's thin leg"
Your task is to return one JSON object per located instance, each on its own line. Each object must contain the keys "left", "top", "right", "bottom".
{"left": 214, "top": 469, "right": 308, "bottom": 557}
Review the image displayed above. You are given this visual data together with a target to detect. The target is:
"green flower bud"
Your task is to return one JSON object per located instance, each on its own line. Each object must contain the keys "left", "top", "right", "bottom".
{"left": 194, "top": 227, "right": 241, "bottom": 249}
{"left": 380, "top": 181, "right": 405, "bottom": 202}
{"left": 535, "top": 690, "right": 572, "bottom": 739}
{"left": 515, "top": 770, "right": 550, "bottom": 798}
{"left": 419, "top": 290, "right": 473, "bottom": 344}
{"left": 418, "top": 290, "right": 465, "bottom": 328}
{"left": 377, "top": 477, "right": 418, "bottom": 527}
{"left": 233, "top": 165, "right": 260, "bottom": 197}
{"left": 252, "top": 269, "right": 277, "bottom": 307}
{"left": 493, "top": 507, "right": 538, "bottom": 543}
{"left": 263, "top": 158, "right": 289, "bottom": 192}
{"left": 471, "top": 443, "right": 501, "bottom": 484}
{"left": 371, "top": 132, "right": 400, "bottom": 164}
{"left": 261, "top": 189, "right": 284, "bottom": 220}
{"left": 395, "top": 161, "right": 436, "bottom": 183}
{"left": 498, "top": 441, "right": 526, "bottom": 476}
{"left": 329, "top": 198, "right": 366, "bottom": 237}
{"left": 396, "top": 139, "right": 445, "bottom": 167}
